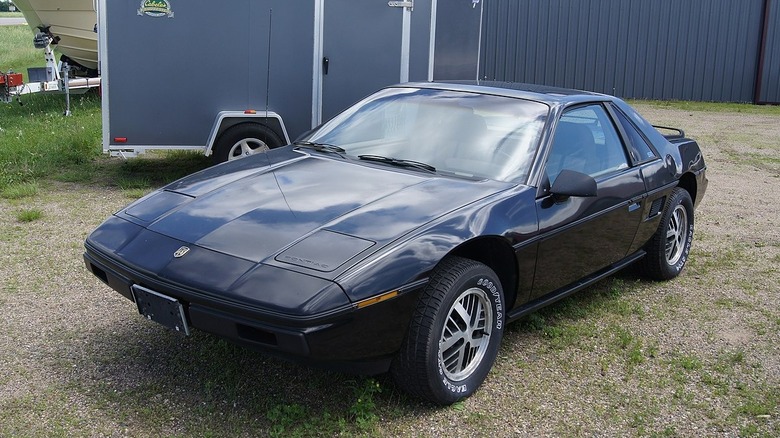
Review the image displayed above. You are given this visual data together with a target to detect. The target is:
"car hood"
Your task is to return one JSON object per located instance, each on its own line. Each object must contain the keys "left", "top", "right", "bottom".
{"left": 103, "top": 151, "right": 511, "bottom": 276}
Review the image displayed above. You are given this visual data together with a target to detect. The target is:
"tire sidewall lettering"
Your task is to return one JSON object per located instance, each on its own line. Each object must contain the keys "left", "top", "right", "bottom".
{"left": 435, "top": 272, "right": 505, "bottom": 396}
{"left": 437, "top": 358, "right": 469, "bottom": 394}
{"left": 673, "top": 221, "right": 694, "bottom": 271}
{"left": 477, "top": 277, "right": 504, "bottom": 330}
{"left": 668, "top": 197, "right": 694, "bottom": 273}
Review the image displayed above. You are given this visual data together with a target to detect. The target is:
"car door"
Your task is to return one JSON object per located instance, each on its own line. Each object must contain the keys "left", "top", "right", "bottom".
{"left": 530, "top": 103, "right": 647, "bottom": 299}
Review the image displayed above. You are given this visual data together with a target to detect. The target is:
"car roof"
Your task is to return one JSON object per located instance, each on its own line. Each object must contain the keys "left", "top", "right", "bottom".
{"left": 399, "top": 80, "right": 614, "bottom": 106}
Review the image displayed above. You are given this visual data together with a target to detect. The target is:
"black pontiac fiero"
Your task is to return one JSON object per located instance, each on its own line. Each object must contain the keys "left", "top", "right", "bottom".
{"left": 84, "top": 82, "right": 707, "bottom": 404}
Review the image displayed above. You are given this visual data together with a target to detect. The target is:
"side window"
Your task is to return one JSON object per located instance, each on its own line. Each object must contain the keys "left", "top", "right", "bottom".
{"left": 612, "top": 106, "right": 658, "bottom": 163}
{"left": 546, "top": 104, "right": 629, "bottom": 183}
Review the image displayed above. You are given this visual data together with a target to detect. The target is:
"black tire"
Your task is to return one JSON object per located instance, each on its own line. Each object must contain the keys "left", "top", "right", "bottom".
{"left": 640, "top": 188, "right": 694, "bottom": 280}
{"left": 211, "top": 123, "right": 283, "bottom": 164}
{"left": 391, "top": 256, "right": 505, "bottom": 405}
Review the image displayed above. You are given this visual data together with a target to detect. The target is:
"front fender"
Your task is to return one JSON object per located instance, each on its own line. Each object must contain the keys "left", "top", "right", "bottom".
{"left": 337, "top": 187, "right": 539, "bottom": 302}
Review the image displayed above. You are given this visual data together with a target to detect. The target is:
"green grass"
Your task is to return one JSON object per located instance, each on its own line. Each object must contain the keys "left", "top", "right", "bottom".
{"left": 0, "top": 24, "right": 41, "bottom": 82}
{"left": 0, "top": 91, "right": 102, "bottom": 189}
{"left": 0, "top": 90, "right": 209, "bottom": 192}
{"left": 674, "top": 354, "right": 703, "bottom": 371}
{"left": 722, "top": 148, "right": 780, "bottom": 174}
{"left": 1, "top": 23, "right": 104, "bottom": 188}
{"left": 630, "top": 98, "right": 780, "bottom": 115}
{"left": 15, "top": 208, "right": 42, "bottom": 222}
{"left": 0, "top": 181, "right": 38, "bottom": 199}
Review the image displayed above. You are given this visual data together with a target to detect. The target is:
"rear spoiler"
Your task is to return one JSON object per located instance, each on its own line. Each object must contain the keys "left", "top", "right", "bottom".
{"left": 653, "top": 125, "right": 686, "bottom": 140}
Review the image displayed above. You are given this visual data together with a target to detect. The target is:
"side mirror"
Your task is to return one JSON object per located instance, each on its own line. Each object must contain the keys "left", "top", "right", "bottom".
{"left": 550, "top": 169, "right": 597, "bottom": 199}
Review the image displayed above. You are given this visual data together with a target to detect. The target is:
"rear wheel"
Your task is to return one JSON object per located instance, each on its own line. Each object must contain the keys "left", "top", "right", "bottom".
{"left": 211, "top": 123, "right": 283, "bottom": 164}
{"left": 640, "top": 188, "right": 694, "bottom": 280}
{"left": 391, "top": 256, "right": 505, "bottom": 405}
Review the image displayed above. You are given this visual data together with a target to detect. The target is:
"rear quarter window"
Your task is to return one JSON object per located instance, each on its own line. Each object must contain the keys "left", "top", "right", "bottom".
{"left": 613, "top": 107, "right": 658, "bottom": 164}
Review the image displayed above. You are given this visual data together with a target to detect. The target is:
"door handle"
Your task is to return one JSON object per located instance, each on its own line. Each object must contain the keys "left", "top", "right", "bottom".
{"left": 628, "top": 201, "right": 641, "bottom": 212}
{"left": 323, "top": 57, "right": 329, "bottom": 75}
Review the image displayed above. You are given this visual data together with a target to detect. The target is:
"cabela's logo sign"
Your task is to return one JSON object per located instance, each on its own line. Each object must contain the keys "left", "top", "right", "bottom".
{"left": 138, "top": 0, "right": 174, "bottom": 18}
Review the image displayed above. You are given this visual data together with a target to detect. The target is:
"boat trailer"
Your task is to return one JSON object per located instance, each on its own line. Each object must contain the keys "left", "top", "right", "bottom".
{"left": 1, "top": 27, "right": 100, "bottom": 115}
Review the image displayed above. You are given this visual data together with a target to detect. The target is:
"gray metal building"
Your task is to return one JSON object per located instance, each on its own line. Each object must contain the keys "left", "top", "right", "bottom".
{"left": 479, "top": 0, "right": 780, "bottom": 103}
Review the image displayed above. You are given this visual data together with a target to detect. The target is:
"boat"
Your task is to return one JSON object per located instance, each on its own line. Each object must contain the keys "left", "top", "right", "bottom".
{"left": 11, "top": 0, "right": 98, "bottom": 72}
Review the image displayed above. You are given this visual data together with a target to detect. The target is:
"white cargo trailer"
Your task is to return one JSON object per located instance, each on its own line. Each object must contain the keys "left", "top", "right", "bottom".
{"left": 99, "top": 0, "right": 484, "bottom": 163}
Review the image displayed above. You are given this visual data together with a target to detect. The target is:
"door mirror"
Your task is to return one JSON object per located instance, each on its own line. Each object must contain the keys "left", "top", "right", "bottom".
{"left": 550, "top": 169, "right": 597, "bottom": 198}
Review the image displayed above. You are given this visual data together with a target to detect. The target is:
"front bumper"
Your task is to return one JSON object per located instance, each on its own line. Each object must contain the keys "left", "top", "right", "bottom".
{"left": 84, "top": 246, "right": 421, "bottom": 374}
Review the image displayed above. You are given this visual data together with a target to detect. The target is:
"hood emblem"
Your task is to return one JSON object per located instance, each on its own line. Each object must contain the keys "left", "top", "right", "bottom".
{"left": 173, "top": 246, "right": 190, "bottom": 258}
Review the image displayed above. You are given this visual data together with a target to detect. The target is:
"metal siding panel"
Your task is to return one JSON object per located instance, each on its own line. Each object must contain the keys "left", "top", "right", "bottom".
{"left": 503, "top": 0, "right": 517, "bottom": 80}
{"left": 760, "top": 0, "right": 780, "bottom": 102}
{"left": 593, "top": 1, "right": 608, "bottom": 92}
{"left": 651, "top": 1, "right": 666, "bottom": 99}
{"left": 711, "top": 2, "right": 728, "bottom": 101}
{"left": 596, "top": 0, "right": 607, "bottom": 93}
{"left": 678, "top": 1, "right": 693, "bottom": 100}
{"left": 722, "top": 1, "right": 742, "bottom": 101}
{"left": 663, "top": 0, "right": 679, "bottom": 100}
{"left": 488, "top": 0, "right": 508, "bottom": 80}
{"left": 668, "top": 0, "right": 682, "bottom": 99}
{"left": 633, "top": 0, "right": 650, "bottom": 98}
{"left": 480, "top": 0, "right": 497, "bottom": 79}
{"left": 568, "top": 1, "right": 580, "bottom": 89}
{"left": 507, "top": 0, "right": 519, "bottom": 80}
{"left": 621, "top": 0, "right": 637, "bottom": 97}
{"left": 695, "top": 1, "right": 713, "bottom": 100}
{"left": 613, "top": 0, "right": 630, "bottom": 96}
{"left": 539, "top": 1, "right": 552, "bottom": 84}
{"left": 555, "top": 0, "right": 567, "bottom": 87}
{"left": 480, "top": 0, "right": 766, "bottom": 102}
{"left": 706, "top": 2, "right": 724, "bottom": 100}
{"left": 581, "top": 1, "right": 597, "bottom": 91}
{"left": 742, "top": 2, "right": 763, "bottom": 101}
{"left": 606, "top": 0, "right": 622, "bottom": 96}
{"left": 502, "top": 0, "right": 515, "bottom": 80}
{"left": 569, "top": 0, "right": 580, "bottom": 88}
{"left": 505, "top": 0, "right": 518, "bottom": 79}
{"left": 503, "top": 0, "right": 515, "bottom": 80}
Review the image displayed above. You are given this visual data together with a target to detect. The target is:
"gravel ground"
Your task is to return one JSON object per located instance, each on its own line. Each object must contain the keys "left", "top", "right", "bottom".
{"left": 0, "top": 104, "right": 778, "bottom": 437}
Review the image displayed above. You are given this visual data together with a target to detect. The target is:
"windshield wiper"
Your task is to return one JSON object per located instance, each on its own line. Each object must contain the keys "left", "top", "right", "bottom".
{"left": 358, "top": 154, "right": 436, "bottom": 173}
{"left": 293, "top": 141, "right": 346, "bottom": 156}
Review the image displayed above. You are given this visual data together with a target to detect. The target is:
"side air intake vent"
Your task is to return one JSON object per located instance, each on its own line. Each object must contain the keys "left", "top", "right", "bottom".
{"left": 649, "top": 196, "right": 666, "bottom": 218}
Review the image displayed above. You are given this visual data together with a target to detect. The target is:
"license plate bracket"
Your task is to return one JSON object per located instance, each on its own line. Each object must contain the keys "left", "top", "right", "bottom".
{"left": 131, "top": 285, "right": 190, "bottom": 335}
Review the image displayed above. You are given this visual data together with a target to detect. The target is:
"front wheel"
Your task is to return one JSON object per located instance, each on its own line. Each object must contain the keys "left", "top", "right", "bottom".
{"left": 640, "top": 187, "right": 694, "bottom": 280}
{"left": 391, "top": 256, "right": 505, "bottom": 405}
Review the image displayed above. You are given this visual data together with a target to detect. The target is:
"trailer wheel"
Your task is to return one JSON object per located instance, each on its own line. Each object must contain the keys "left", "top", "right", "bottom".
{"left": 212, "top": 123, "right": 283, "bottom": 164}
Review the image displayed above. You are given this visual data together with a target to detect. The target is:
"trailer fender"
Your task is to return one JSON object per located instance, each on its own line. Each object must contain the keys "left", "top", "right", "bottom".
{"left": 206, "top": 111, "right": 291, "bottom": 163}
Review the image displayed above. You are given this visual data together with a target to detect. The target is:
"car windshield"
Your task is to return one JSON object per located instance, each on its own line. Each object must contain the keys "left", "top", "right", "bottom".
{"left": 304, "top": 87, "right": 549, "bottom": 182}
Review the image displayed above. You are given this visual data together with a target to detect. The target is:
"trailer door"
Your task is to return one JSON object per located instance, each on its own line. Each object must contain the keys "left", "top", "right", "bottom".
{"left": 319, "top": 0, "right": 406, "bottom": 123}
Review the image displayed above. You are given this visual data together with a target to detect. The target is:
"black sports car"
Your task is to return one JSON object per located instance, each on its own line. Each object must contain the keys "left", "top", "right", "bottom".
{"left": 84, "top": 82, "right": 707, "bottom": 404}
